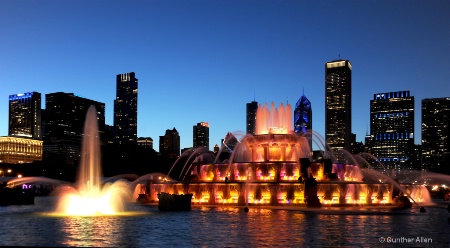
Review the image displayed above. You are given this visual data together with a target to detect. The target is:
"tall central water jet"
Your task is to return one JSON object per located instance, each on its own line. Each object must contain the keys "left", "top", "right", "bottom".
{"left": 56, "top": 106, "right": 131, "bottom": 216}
{"left": 255, "top": 102, "right": 292, "bottom": 134}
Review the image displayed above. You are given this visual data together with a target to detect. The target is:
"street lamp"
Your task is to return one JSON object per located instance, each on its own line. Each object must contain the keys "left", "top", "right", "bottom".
{"left": 0, "top": 169, "right": 13, "bottom": 177}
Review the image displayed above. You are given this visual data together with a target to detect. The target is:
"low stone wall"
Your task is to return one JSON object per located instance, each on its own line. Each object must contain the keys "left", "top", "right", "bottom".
{"left": 157, "top": 192, "right": 193, "bottom": 211}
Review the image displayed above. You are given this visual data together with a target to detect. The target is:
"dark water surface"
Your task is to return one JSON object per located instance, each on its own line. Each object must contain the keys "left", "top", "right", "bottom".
{"left": 0, "top": 197, "right": 449, "bottom": 247}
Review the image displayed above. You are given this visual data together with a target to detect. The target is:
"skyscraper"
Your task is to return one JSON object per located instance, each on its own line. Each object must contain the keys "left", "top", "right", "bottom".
{"left": 9, "top": 92, "right": 42, "bottom": 139}
{"left": 422, "top": 97, "right": 450, "bottom": 174}
{"left": 325, "top": 60, "right": 352, "bottom": 156}
{"left": 44, "top": 92, "right": 105, "bottom": 165}
{"left": 294, "top": 91, "right": 312, "bottom": 148}
{"left": 294, "top": 93, "right": 312, "bottom": 149}
{"left": 370, "top": 91, "right": 414, "bottom": 170}
{"left": 193, "top": 122, "right": 209, "bottom": 149}
{"left": 159, "top": 128, "right": 180, "bottom": 158}
{"left": 114, "top": 72, "right": 138, "bottom": 145}
{"left": 246, "top": 101, "right": 258, "bottom": 135}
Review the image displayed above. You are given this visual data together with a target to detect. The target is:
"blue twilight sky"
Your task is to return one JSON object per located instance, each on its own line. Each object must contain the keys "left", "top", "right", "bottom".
{"left": 1, "top": 0, "right": 449, "bottom": 151}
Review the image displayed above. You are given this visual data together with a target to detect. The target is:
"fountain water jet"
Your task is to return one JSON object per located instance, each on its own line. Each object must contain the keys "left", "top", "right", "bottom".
{"left": 54, "top": 106, "right": 132, "bottom": 216}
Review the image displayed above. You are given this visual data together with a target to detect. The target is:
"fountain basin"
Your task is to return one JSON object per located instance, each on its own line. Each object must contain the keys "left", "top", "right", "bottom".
{"left": 135, "top": 158, "right": 432, "bottom": 208}
{"left": 141, "top": 181, "right": 396, "bottom": 207}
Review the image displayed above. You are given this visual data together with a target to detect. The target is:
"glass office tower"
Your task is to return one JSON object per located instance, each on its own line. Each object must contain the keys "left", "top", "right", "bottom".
{"left": 370, "top": 91, "right": 414, "bottom": 170}
{"left": 9, "top": 91, "right": 42, "bottom": 139}
{"left": 325, "top": 60, "right": 352, "bottom": 159}
{"left": 114, "top": 72, "right": 138, "bottom": 145}
{"left": 422, "top": 97, "right": 450, "bottom": 174}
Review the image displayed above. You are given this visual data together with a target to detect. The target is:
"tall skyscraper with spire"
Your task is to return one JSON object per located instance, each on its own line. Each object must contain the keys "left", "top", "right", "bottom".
{"left": 325, "top": 59, "right": 352, "bottom": 157}
{"left": 294, "top": 90, "right": 312, "bottom": 148}
{"left": 246, "top": 101, "right": 258, "bottom": 135}
{"left": 114, "top": 72, "right": 138, "bottom": 145}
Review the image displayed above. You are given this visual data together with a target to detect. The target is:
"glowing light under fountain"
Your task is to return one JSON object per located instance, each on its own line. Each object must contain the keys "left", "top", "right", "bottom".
{"left": 55, "top": 106, "right": 132, "bottom": 216}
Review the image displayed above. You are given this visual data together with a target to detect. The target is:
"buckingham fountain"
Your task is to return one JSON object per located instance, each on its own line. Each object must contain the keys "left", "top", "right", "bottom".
{"left": 133, "top": 102, "right": 433, "bottom": 209}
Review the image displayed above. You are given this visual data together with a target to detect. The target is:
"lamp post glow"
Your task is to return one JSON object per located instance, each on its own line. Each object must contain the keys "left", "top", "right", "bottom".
{"left": 0, "top": 169, "right": 14, "bottom": 177}
{"left": 1, "top": 169, "right": 13, "bottom": 177}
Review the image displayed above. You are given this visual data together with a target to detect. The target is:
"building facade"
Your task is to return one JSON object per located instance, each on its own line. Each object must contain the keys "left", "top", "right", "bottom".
{"left": 370, "top": 91, "right": 414, "bottom": 170}
{"left": 0, "top": 136, "right": 43, "bottom": 164}
{"left": 246, "top": 101, "right": 258, "bottom": 135}
{"left": 325, "top": 60, "right": 352, "bottom": 157}
{"left": 422, "top": 97, "right": 450, "bottom": 174}
{"left": 114, "top": 72, "right": 138, "bottom": 145}
{"left": 159, "top": 128, "right": 180, "bottom": 158}
{"left": 44, "top": 92, "right": 105, "bottom": 165}
{"left": 9, "top": 92, "right": 42, "bottom": 139}
{"left": 193, "top": 122, "right": 210, "bottom": 149}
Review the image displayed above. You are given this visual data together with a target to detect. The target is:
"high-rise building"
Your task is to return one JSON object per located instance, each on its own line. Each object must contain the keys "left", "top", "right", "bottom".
{"left": 114, "top": 72, "right": 138, "bottom": 145}
{"left": 44, "top": 92, "right": 105, "bottom": 165}
{"left": 246, "top": 101, "right": 258, "bottom": 135}
{"left": 104, "top": 124, "right": 115, "bottom": 144}
{"left": 422, "top": 97, "right": 450, "bottom": 174}
{"left": 9, "top": 92, "right": 42, "bottom": 139}
{"left": 325, "top": 60, "right": 352, "bottom": 157}
{"left": 364, "top": 133, "right": 374, "bottom": 154}
{"left": 137, "top": 137, "right": 153, "bottom": 150}
{"left": 193, "top": 122, "right": 209, "bottom": 149}
{"left": 159, "top": 128, "right": 180, "bottom": 158}
{"left": 350, "top": 133, "right": 364, "bottom": 155}
{"left": 370, "top": 91, "right": 414, "bottom": 170}
{"left": 411, "top": 144, "right": 422, "bottom": 171}
{"left": 294, "top": 91, "right": 312, "bottom": 148}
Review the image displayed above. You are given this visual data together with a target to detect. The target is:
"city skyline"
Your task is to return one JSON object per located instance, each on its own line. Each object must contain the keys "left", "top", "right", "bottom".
{"left": 1, "top": 1, "right": 449, "bottom": 151}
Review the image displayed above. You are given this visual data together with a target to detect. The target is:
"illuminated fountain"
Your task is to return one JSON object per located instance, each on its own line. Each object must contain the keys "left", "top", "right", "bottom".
{"left": 136, "top": 102, "right": 433, "bottom": 208}
{"left": 54, "top": 106, "right": 132, "bottom": 216}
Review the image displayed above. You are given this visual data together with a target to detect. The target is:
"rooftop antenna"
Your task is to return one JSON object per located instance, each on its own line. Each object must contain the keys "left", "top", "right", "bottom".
{"left": 338, "top": 53, "right": 341, "bottom": 60}
{"left": 253, "top": 88, "right": 256, "bottom": 102}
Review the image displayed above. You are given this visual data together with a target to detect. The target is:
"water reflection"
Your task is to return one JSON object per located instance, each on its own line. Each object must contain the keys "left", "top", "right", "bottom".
{"left": 59, "top": 217, "right": 124, "bottom": 247}
{"left": 1, "top": 198, "right": 450, "bottom": 247}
